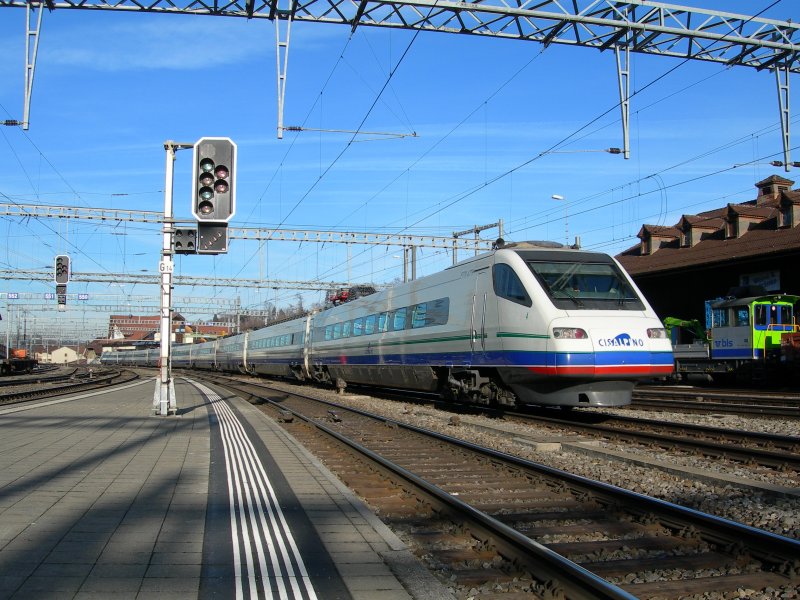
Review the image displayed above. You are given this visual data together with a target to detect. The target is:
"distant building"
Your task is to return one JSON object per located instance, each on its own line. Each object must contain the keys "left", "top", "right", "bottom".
{"left": 108, "top": 314, "right": 181, "bottom": 339}
{"left": 41, "top": 346, "right": 83, "bottom": 364}
{"left": 616, "top": 175, "right": 800, "bottom": 322}
{"left": 175, "top": 322, "right": 232, "bottom": 344}
{"left": 98, "top": 314, "right": 233, "bottom": 357}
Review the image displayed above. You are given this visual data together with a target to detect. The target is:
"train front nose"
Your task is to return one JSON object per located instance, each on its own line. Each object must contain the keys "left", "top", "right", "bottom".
{"left": 588, "top": 325, "right": 673, "bottom": 378}
{"left": 548, "top": 320, "right": 673, "bottom": 378}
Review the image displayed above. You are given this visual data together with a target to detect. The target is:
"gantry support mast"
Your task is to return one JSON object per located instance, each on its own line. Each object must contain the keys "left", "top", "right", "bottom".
{"left": 2, "top": 1, "right": 799, "bottom": 165}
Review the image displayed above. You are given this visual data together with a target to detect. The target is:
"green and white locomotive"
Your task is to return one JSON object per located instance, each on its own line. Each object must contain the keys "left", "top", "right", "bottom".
{"left": 669, "top": 291, "right": 800, "bottom": 382}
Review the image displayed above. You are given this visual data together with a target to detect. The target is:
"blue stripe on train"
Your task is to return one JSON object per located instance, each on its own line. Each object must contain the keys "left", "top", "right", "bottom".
{"left": 247, "top": 349, "right": 674, "bottom": 368}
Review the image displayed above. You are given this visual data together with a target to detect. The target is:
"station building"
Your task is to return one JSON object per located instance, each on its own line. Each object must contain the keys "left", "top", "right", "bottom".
{"left": 615, "top": 175, "right": 800, "bottom": 322}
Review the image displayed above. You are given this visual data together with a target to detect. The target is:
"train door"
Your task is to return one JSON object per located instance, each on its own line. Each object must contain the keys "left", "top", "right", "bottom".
{"left": 469, "top": 265, "right": 496, "bottom": 366}
{"left": 302, "top": 313, "right": 313, "bottom": 379}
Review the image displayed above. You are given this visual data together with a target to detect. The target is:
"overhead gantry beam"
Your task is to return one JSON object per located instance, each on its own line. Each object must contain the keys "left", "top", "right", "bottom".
{"left": 2, "top": 0, "right": 797, "bottom": 71}
{"left": 0, "top": 202, "right": 497, "bottom": 254}
{"left": 0, "top": 268, "right": 356, "bottom": 291}
{"left": 2, "top": 1, "right": 799, "bottom": 160}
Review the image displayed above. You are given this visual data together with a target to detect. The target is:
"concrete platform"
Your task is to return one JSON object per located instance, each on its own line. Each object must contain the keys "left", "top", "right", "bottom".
{"left": 0, "top": 377, "right": 453, "bottom": 600}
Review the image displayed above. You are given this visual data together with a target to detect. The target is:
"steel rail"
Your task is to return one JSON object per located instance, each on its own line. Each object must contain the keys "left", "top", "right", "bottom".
{"left": 503, "top": 409, "right": 800, "bottom": 471}
{"left": 300, "top": 392, "right": 800, "bottom": 560}
{"left": 202, "top": 373, "right": 800, "bottom": 583}
{"left": 631, "top": 395, "right": 800, "bottom": 418}
{"left": 258, "top": 390, "right": 637, "bottom": 599}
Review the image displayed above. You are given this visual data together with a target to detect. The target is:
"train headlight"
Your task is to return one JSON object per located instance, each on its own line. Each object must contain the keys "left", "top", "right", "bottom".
{"left": 647, "top": 328, "right": 667, "bottom": 339}
{"left": 553, "top": 327, "right": 588, "bottom": 339}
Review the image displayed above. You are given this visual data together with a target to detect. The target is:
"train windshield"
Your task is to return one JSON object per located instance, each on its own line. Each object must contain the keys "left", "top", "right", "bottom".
{"left": 525, "top": 260, "right": 645, "bottom": 310}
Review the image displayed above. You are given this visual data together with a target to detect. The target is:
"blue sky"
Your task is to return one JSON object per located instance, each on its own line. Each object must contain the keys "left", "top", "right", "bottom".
{"left": 0, "top": 1, "right": 797, "bottom": 340}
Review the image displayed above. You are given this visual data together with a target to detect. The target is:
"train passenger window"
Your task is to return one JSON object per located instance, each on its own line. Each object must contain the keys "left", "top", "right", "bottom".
{"left": 411, "top": 303, "right": 427, "bottom": 328}
{"left": 342, "top": 321, "right": 352, "bottom": 338}
{"left": 353, "top": 318, "right": 364, "bottom": 336}
{"left": 392, "top": 308, "right": 407, "bottom": 331}
{"left": 428, "top": 298, "right": 450, "bottom": 325}
{"left": 333, "top": 323, "right": 342, "bottom": 339}
{"left": 378, "top": 312, "right": 389, "bottom": 332}
{"left": 325, "top": 325, "right": 333, "bottom": 341}
{"left": 493, "top": 264, "right": 532, "bottom": 307}
{"left": 365, "top": 314, "right": 377, "bottom": 335}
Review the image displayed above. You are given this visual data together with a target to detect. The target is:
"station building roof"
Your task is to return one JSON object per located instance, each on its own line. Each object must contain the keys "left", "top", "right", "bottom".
{"left": 616, "top": 175, "right": 800, "bottom": 276}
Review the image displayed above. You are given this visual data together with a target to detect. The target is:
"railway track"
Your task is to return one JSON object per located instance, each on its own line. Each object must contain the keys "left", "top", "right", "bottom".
{"left": 0, "top": 365, "right": 74, "bottom": 388}
{"left": 198, "top": 373, "right": 800, "bottom": 599}
{"left": 504, "top": 409, "right": 800, "bottom": 473}
{"left": 0, "top": 368, "right": 138, "bottom": 406}
{"left": 632, "top": 386, "right": 800, "bottom": 418}
{"left": 351, "top": 383, "right": 800, "bottom": 473}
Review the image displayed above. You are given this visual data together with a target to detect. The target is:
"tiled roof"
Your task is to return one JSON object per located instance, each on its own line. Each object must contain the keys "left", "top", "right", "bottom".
{"left": 618, "top": 224, "right": 800, "bottom": 275}
{"left": 678, "top": 215, "right": 724, "bottom": 229}
{"left": 726, "top": 203, "right": 775, "bottom": 219}
{"left": 617, "top": 183, "right": 800, "bottom": 276}
{"left": 638, "top": 224, "right": 680, "bottom": 238}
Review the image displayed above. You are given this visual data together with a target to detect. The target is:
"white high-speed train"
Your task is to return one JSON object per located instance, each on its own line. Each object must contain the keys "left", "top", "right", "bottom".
{"left": 103, "top": 241, "right": 674, "bottom": 408}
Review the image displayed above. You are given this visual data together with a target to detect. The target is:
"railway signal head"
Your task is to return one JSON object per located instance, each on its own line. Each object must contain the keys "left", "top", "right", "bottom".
{"left": 191, "top": 137, "right": 236, "bottom": 223}
{"left": 54, "top": 255, "right": 70, "bottom": 284}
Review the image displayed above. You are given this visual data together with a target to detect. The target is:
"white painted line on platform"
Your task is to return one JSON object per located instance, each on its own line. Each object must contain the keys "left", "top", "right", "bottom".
{"left": 197, "top": 381, "right": 318, "bottom": 600}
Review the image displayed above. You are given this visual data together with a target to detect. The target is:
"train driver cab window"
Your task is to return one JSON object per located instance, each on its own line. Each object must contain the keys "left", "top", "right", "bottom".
{"left": 733, "top": 307, "right": 750, "bottom": 327}
{"left": 526, "top": 260, "right": 643, "bottom": 310}
{"left": 755, "top": 303, "right": 793, "bottom": 331}
{"left": 754, "top": 305, "right": 769, "bottom": 330}
{"left": 712, "top": 308, "right": 730, "bottom": 327}
{"left": 777, "top": 305, "right": 794, "bottom": 331}
{"left": 493, "top": 264, "right": 531, "bottom": 307}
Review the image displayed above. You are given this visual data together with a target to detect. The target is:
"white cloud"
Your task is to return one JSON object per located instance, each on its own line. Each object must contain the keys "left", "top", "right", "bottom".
{"left": 41, "top": 18, "right": 270, "bottom": 72}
